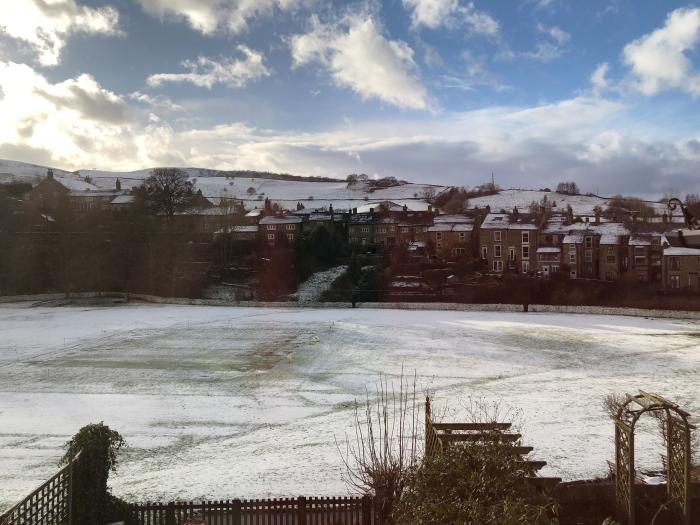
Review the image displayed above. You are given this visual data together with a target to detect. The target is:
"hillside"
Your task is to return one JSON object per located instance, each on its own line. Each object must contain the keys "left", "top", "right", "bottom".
{"left": 0, "top": 158, "right": 671, "bottom": 216}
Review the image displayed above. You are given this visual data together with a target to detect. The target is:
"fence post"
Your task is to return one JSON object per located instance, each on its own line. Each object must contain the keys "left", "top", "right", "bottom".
{"left": 166, "top": 502, "right": 175, "bottom": 525}
{"left": 361, "top": 495, "right": 372, "bottom": 525}
{"left": 297, "top": 496, "right": 307, "bottom": 525}
{"left": 233, "top": 499, "right": 241, "bottom": 525}
{"left": 68, "top": 440, "right": 74, "bottom": 525}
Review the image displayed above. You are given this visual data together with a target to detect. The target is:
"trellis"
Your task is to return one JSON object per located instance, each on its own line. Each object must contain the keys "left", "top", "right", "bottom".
{"left": 614, "top": 391, "right": 695, "bottom": 525}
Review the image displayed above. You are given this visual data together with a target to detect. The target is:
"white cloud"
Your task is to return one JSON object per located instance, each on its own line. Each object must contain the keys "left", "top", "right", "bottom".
{"left": 1, "top": 69, "right": 699, "bottom": 197}
{"left": 147, "top": 46, "right": 271, "bottom": 89}
{"left": 0, "top": 0, "right": 120, "bottom": 66}
{"left": 623, "top": 7, "right": 700, "bottom": 96}
{"left": 135, "top": 0, "right": 310, "bottom": 35}
{"left": 290, "top": 15, "right": 429, "bottom": 110}
{"left": 590, "top": 63, "right": 610, "bottom": 93}
{"left": 0, "top": 61, "right": 177, "bottom": 169}
{"left": 402, "top": 0, "right": 499, "bottom": 35}
{"left": 539, "top": 24, "right": 570, "bottom": 45}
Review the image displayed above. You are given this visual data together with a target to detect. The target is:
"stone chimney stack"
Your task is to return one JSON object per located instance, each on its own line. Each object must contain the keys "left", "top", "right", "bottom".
{"left": 594, "top": 209, "right": 600, "bottom": 225}
{"left": 116, "top": 178, "right": 122, "bottom": 191}
{"left": 47, "top": 168, "right": 54, "bottom": 180}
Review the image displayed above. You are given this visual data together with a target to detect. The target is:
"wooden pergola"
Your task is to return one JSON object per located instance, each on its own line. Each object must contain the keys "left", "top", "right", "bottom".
{"left": 424, "top": 397, "right": 561, "bottom": 492}
{"left": 614, "top": 390, "right": 695, "bottom": 525}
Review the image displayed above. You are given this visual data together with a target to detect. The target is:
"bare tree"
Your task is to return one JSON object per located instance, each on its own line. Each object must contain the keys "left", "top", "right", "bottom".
{"left": 143, "top": 167, "right": 194, "bottom": 219}
{"left": 338, "top": 372, "right": 420, "bottom": 525}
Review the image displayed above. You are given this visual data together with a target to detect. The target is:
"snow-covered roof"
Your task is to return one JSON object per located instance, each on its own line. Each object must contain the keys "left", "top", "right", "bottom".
{"left": 111, "top": 195, "right": 135, "bottom": 204}
{"left": 69, "top": 189, "right": 120, "bottom": 197}
{"left": 428, "top": 223, "right": 474, "bottom": 233}
{"left": 245, "top": 208, "right": 263, "bottom": 217}
{"left": 481, "top": 213, "right": 539, "bottom": 230}
{"left": 537, "top": 247, "right": 561, "bottom": 253}
{"left": 259, "top": 215, "right": 303, "bottom": 224}
{"left": 434, "top": 214, "right": 474, "bottom": 224}
{"left": 599, "top": 234, "right": 621, "bottom": 245}
{"left": 664, "top": 247, "right": 700, "bottom": 256}
{"left": 562, "top": 232, "right": 584, "bottom": 244}
{"left": 629, "top": 236, "right": 652, "bottom": 246}
{"left": 233, "top": 225, "right": 258, "bottom": 233}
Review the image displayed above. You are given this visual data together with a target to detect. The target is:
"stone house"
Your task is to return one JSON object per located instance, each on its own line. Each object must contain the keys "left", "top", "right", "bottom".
{"left": 662, "top": 246, "right": 700, "bottom": 291}
{"left": 259, "top": 215, "right": 303, "bottom": 246}
{"left": 479, "top": 211, "right": 542, "bottom": 274}
{"left": 428, "top": 214, "right": 479, "bottom": 259}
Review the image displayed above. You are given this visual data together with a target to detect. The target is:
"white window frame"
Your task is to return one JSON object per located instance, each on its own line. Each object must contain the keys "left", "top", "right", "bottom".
{"left": 493, "top": 259, "right": 503, "bottom": 272}
{"left": 493, "top": 231, "right": 502, "bottom": 242}
{"left": 494, "top": 245, "right": 502, "bottom": 258}
{"left": 521, "top": 231, "right": 529, "bottom": 244}
{"left": 522, "top": 246, "right": 529, "bottom": 260}
{"left": 266, "top": 224, "right": 276, "bottom": 231}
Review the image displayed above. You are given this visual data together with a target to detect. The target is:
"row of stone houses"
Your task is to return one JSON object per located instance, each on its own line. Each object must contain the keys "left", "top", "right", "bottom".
{"left": 22, "top": 170, "right": 700, "bottom": 292}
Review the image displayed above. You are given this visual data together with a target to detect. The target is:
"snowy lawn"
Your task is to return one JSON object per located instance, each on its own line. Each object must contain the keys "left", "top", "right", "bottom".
{"left": 1, "top": 303, "right": 699, "bottom": 509}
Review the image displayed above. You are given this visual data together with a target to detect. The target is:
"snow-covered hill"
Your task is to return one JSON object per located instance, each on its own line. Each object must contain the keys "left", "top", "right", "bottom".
{"left": 0, "top": 158, "right": 669, "bottom": 216}
{"left": 0, "top": 158, "right": 446, "bottom": 212}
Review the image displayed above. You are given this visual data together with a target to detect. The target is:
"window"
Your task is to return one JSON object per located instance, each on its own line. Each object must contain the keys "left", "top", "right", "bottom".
{"left": 361, "top": 238, "right": 367, "bottom": 246}
{"left": 522, "top": 232, "right": 529, "bottom": 244}
{"left": 607, "top": 247, "right": 614, "bottom": 255}
{"left": 266, "top": 224, "right": 276, "bottom": 231}
{"left": 361, "top": 227, "right": 370, "bottom": 233}
{"left": 509, "top": 247, "right": 516, "bottom": 261}
{"left": 569, "top": 254, "right": 576, "bottom": 263}
{"left": 522, "top": 261, "right": 530, "bottom": 273}
{"left": 570, "top": 271, "right": 577, "bottom": 279}
{"left": 287, "top": 233, "right": 294, "bottom": 241}
{"left": 436, "top": 232, "right": 443, "bottom": 240}
{"left": 494, "top": 245, "right": 502, "bottom": 258}
{"left": 493, "top": 231, "right": 502, "bottom": 242}
{"left": 437, "top": 242, "right": 442, "bottom": 249}
{"left": 522, "top": 246, "right": 530, "bottom": 260}
{"left": 635, "top": 256, "right": 646, "bottom": 266}
{"left": 551, "top": 265, "right": 560, "bottom": 273}
{"left": 401, "top": 227, "right": 410, "bottom": 233}
{"left": 481, "top": 246, "right": 488, "bottom": 259}
{"left": 267, "top": 233, "right": 275, "bottom": 240}
{"left": 452, "top": 247, "right": 466, "bottom": 256}
{"left": 377, "top": 227, "right": 386, "bottom": 234}
{"left": 607, "top": 255, "right": 616, "bottom": 264}
{"left": 585, "top": 236, "right": 593, "bottom": 248}
{"left": 585, "top": 249, "right": 593, "bottom": 263}
{"left": 459, "top": 232, "right": 466, "bottom": 241}
{"left": 671, "top": 275, "right": 681, "bottom": 289}
{"left": 569, "top": 244, "right": 576, "bottom": 253}
{"left": 493, "top": 260, "right": 503, "bottom": 272}
{"left": 285, "top": 224, "right": 296, "bottom": 230}
{"left": 670, "top": 257, "right": 681, "bottom": 271}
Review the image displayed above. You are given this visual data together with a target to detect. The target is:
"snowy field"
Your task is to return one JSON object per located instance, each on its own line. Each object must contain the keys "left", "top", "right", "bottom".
{"left": 1, "top": 304, "right": 700, "bottom": 509}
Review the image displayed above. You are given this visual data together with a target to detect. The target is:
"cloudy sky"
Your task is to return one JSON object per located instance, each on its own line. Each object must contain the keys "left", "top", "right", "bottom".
{"left": 1, "top": 0, "right": 699, "bottom": 196}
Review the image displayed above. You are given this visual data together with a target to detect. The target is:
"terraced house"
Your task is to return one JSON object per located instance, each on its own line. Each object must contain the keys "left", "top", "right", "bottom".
{"left": 479, "top": 210, "right": 543, "bottom": 274}
{"left": 428, "top": 214, "right": 480, "bottom": 259}
{"left": 259, "top": 215, "right": 303, "bottom": 246}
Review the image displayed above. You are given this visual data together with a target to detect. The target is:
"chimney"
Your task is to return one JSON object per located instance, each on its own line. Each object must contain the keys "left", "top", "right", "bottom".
{"left": 513, "top": 206, "right": 519, "bottom": 216}
{"left": 352, "top": 207, "right": 357, "bottom": 215}
{"left": 585, "top": 216, "right": 589, "bottom": 223}
{"left": 116, "top": 178, "right": 122, "bottom": 191}
{"left": 369, "top": 207, "right": 374, "bottom": 215}
{"left": 403, "top": 204, "right": 408, "bottom": 212}
{"left": 594, "top": 209, "right": 600, "bottom": 225}
{"left": 428, "top": 205, "right": 433, "bottom": 213}
{"left": 47, "top": 168, "right": 54, "bottom": 180}
{"left": 662, "top": 212, "right": 668, "bottom": 224}
{"left": 329, "top": 204, "right": 334, "bottom": 216}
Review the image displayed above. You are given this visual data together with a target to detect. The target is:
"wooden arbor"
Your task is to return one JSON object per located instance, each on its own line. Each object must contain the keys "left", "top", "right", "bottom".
{"left": 614, "top": 391, "right": 695, "bottom": 525}
{"left": 424, "top": 398, "right": 561, "bottom": 492}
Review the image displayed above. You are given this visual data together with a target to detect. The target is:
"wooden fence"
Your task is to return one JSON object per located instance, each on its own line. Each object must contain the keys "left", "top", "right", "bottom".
{"left": 134, "top": 496, "right": 375, "bottom": 525}
{"left": 0, "top": 452, "right": 78, "bottom": 525}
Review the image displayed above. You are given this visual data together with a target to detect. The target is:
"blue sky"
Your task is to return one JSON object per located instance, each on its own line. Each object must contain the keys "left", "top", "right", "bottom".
{"left": 1, "top": 0, "right": 700, "bottom": 197}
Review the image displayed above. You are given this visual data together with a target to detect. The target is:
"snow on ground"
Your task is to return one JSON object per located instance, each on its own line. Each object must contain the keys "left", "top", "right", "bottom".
{"left": 1, "top": 304, "right": 700, "bottom": 509}
{"left": 291, "top": 266, "right": 347, "bottom": 303}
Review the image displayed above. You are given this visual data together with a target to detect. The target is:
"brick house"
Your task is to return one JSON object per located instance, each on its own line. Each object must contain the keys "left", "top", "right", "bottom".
{"left": 662, "top": 246, "right": 700, "bottom": 291}
{"left": 627, "top": 233, "right": 663, "bottom": 282}
{"left": 27, "top": 169, "right": 125, "bottom": 214}
{"left": 479, "top": 212, "right": 542, "bottom": 274}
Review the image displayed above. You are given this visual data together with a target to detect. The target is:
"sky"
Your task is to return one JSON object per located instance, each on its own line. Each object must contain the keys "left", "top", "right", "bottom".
{"left": 0, "top": 0, "right": 699, "bottom": 197}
